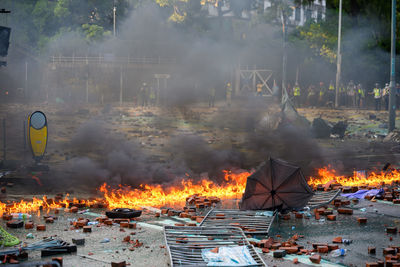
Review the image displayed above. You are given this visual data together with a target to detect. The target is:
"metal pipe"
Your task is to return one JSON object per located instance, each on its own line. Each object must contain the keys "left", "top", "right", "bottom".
{"left": 2, "top": 118, "right": 5, "bottom": 165}
{"left": 335, "top": 0, "right": 343, "bottom": 108}
{"left": 389, "top": 0, "right": 397, "bottom": 131}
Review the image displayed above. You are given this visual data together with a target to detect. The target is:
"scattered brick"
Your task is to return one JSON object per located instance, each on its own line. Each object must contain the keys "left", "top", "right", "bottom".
{"left": 155, "top": 213, "right": 160, "bottom": 218}
{"left": 386, "top": 227, "right": 398, "bottom": 234}
{"left": 271, "top": 243, "right": 282, "bottom": 250}
{"left": 327, "top": 215, "right": 336, "bottom": 221}
{"left": 186, "top": 223, "right": 197, "bottom": 227}
{"left": 111, "top": 262, "right": 126, "bottom": 267}
{"left": 273, "top": 250, "right": 286, "bottom": 258}
{"left": 262, "top": 248, "right": 269, "bottom": 253}
{"left": 337, "top": 208, "right": 353, "bottom": 215}
{"left": 293, "top": 258, "right": 299, "bottom": 264}
{"left": 312, "top": 243, "right": 329, "bottom": 249}
{"left": 70, "top": 206, "right": 78, "bottom": 213}
{"left": 295, "top": 213, "right": 303, "bottom": 219}
{"left": 328, "top": 244, "right": 339, "bottom": 251}
{"left": 128, "top": 223, "right": 136, "bottom": 229}
{"left": 357, "top": 218, "right": 367, "bottom": 224}
{"left": 365, "top": 263, "right": 379, "bottom": 267}
{"left": 25, "top": 221, "right": 34, "bottom": 229}
{"left": 45, "top": 217, "right": 54, "bottom": 224}
{"left": 384, "top": 248, "right": 396, "bottom": 255}
{"left": 2, "top": 214, "right": 12, "bottom": 221}
{"left": 279, "top": 247, "right": 298, "bottom": 254}
{"left": 104, "top": 219, "right": 113, "bottom": 225}
{"left": 368, "top": 247, "right": 376, "bottom": 254}
{"left": 174, "top": 223, "right": 185, "bottom": 226}
{"left": 317, "top": 246, "right": 329, "bottom": 253}
{"left": 120, "top": 222, "right": 129, "bottom": 228}
{"left": 309, "top": 254, "right": 321, "bottom": 264}
{"left": 37, "top": 225, "right": 46, "bottom": 231}
{"left": 332, "top": 237, "right": 343, "bottom": 243}
{"left": 83, "top": 226, "right": 92, "bottom": 233}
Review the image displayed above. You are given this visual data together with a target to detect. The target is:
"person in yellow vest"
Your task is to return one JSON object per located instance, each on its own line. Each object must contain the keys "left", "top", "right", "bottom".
{"left": 226, "top": 82, "right": 232, "bottom": 107}
{"left": 369, "top": 83, "right": 381, "bottom": 111}
{"left": 293, "top": 83, "right": 301, "bottom": 107}
{"left": 383, "top": 83, "right": 390, "bottom": 110}
{"left": 318, "top": 82, "right": 326, "bottom": 107}
{"left": 307, "top": 85, "right": 316, "bottom": 107}
{"left": 339, "top": 83, "right": 346, "bottom": 106}
{"left": 328, "top": 81, "right": 335, "bottom": 104}
{"left": 256, "top": 83, "right": 263, "bottom": 96}
{"left": 356, "top": 83, "right": 365, "bottom": 109}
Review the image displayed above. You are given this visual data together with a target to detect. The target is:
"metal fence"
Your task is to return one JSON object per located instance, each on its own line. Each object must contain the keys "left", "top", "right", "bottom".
{"left": 50, "top": 55, "right": 176, "bottom": 65}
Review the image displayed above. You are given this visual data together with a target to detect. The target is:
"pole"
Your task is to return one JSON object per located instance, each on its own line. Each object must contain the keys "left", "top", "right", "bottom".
{"left": 86, "top": 77, "right": 89, "bottom": 103}
{"left": 2, "top": 119, "right": 6, "bottom": 165}
{"left": 335, "top": 0, "right": 342, "bottom": 108}
{"left": 119, "top": 67, "right": 123, "bottom": 106}
{"left": 113, "top": 5, "right": 116, "bottom": 37}
{"left": 25, "top": 61, "right": 28, "bottom": 100}
{"left": 281, "top": 10, "right": 287, "bottom": 103}
{"left": 389, "top": 0, "right": 397, "bottom": 132}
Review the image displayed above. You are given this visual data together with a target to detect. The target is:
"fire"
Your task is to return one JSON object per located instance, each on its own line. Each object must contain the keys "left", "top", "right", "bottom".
{"left": 308, "top": 166, "right": 400, "bottom": 187}
{"left": 0, "top": 195, "right": 102, "bottom": 216}
{"left": 0, "top": 167, "right": 398, "bottom": 215}
{"left": 100, "top": 170, "right": 251, "bottom": 209}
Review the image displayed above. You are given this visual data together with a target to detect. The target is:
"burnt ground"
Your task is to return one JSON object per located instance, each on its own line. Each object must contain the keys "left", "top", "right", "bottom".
{"left": 0, "top": 99, "right": 400, "bottom": 266}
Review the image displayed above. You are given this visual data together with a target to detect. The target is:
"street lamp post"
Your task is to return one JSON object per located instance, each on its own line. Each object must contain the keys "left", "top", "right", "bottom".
{"left": 113, "top": 4, "right": 116, "bottom": 37}
{"left": 389, "top": 0, "right": 397, "bottom": 132}
{"left": 335, "top": 0, "right": 342, "bottom": 108}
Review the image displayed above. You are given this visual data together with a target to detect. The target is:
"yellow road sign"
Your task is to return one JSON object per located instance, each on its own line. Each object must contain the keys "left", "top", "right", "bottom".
{"left": 27, "top": 111, "right": 47, "bottom": 161}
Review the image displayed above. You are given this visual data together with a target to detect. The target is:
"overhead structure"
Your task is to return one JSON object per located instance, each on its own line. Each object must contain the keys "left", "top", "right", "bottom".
{"left": 241, "top": 158, "right": 314, "bottom": 211}
{"left": 237, "top": 66, "right": 273, "bottom": 95}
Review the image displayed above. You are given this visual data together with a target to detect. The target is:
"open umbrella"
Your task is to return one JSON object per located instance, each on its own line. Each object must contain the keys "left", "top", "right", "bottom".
{"left": 240, "top": 158, "right": 314, "bottom": 211}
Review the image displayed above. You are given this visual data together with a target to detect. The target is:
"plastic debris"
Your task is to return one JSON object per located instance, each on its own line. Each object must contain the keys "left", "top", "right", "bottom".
{"left": 330, "top": 248, "right": 346, "bottom": 257}
{"left": 100, "top": 238, "right": 110, "bottom": 243}
{"left": 26, "top": 233, "right": 34, "bottom": 239}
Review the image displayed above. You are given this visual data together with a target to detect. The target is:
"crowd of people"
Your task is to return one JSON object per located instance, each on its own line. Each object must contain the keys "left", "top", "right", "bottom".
{"left": 289, "top": 81, "right": 400, "bottom": 111}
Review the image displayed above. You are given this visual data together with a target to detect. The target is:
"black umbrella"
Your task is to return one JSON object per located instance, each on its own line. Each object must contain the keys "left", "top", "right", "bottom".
{"left": 240, "top": 158, "right": 314, "bottom": 211}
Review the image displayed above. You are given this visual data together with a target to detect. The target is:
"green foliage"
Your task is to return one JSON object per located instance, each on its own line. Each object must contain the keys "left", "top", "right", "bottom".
{"left": 82, "top": 24, "right": 111, "bottom": 43}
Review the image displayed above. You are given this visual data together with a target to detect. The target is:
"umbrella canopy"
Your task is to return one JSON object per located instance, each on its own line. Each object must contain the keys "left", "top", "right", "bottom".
{"left": 240, "top": 158, "right": 314, "bottom": 211}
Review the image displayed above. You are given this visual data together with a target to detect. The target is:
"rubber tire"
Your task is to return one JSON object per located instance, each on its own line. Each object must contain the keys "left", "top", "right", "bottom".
{"left": 105, "top": 208, "right": 142, "bottom": 218}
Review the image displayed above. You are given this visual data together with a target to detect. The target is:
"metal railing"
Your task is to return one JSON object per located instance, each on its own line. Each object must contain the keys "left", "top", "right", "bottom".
{"left": 50, "top": 55, "right": 176, "bottom": 65}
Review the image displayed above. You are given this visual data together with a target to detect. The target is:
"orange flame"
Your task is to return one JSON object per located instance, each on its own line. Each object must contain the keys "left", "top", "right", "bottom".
{"left": 100, "top": 170, "right": 251, "bottom": 209}
{"left": 0, "top": 167, "right": 398, "bottom": 215}
{"left": 308, "top": 166, "right": 400, "bottom": 187}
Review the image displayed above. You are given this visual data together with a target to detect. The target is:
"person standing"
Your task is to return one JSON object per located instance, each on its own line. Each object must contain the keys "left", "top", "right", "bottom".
{"left": 347, "top": 81, "right": 356, "bottom": 108}
{"left": 383, "top": 83, "right": 390, "bottom": 110}
{"left": 318, "top": 82, "right": 326, "bottom": 107}
{"left": 328, "top": 81, "right": 335, "bottom": 104}
{"left": 357, "top": 83, "right": 365, "bottom": 109}
{"left": 339, "top": 83, "right": 346, "bottom": 106}
{"left": 370, "top": 83, "right": 381, "bottom": 111}
{"left": 293, "top": 83, "right": 301, "bottom": 108}
{"left": 226, "top": 82, "right": 232, "bottom": 107}
{"left": 307, "top": 85, "right": 316, "bottom": 107}
{"left": 209, "top": 86, "right": 216, "bottom": 108}
{"left": 256, "top": 83, "right": 263, "bottom": 96}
